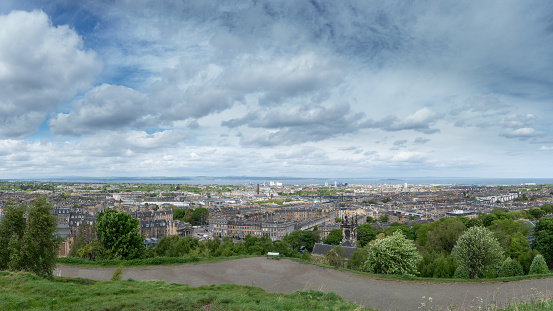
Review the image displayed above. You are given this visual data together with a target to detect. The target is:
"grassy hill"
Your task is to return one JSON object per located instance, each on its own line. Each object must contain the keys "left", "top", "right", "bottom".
{"left": 0, "top": 271, "right": 368, "bottom": 310}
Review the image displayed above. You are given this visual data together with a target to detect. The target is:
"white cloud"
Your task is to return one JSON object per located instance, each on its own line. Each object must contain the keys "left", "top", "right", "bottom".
{"left": 0, "top": 10, "right": 101, "bottom": 138}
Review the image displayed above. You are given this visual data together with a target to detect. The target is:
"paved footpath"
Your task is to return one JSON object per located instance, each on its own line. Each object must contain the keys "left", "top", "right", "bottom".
{"left": 56, "top": 258, "right": 553, "bottom": 310}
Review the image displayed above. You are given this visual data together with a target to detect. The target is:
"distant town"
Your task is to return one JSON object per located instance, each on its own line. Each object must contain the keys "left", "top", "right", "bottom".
{"left": 1, "top": 180, "right": 551, "bottom": 256}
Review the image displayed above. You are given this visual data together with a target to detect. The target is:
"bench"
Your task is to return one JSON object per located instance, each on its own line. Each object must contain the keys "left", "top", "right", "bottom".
{"left": 266, "top": 252, "right": 280, "bottom": 259}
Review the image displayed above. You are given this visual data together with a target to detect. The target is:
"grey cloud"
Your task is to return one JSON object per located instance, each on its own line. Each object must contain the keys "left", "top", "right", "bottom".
{"left": 499, "top": 128, "right": 547, "bottom": 140}
{"left": 362, "top": 108, "right": 441, "bottom": 134}
{"left": 49, "top": 84, "right": 150, "bottom": 136}
{"left": 501, "top": 114, "right": 536, "bottom": 128}
{"left": 414, "top": 137, "right": 430, "bottom": 144}
{"left": 0, "top": 10, "right": 101, "bottom": 138}
{"left": 223, "top": 103, "right": 365, "bottom": 147}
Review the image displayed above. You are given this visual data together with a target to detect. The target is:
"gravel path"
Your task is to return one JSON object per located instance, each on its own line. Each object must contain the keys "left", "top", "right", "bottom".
{"left": 55, "top": 258, "right": 553, "bottom": 310}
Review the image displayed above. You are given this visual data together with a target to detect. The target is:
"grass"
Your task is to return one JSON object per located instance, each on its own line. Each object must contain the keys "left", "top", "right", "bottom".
{"left": 57, "top": 254, "right": 260, "bottom": 268}
{"left": 0, "top": 271, "right": 369, "bottom": 311}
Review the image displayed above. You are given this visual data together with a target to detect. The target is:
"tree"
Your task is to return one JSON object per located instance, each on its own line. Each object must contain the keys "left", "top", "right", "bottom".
{"left": 324, "top": 246, "right": 345, "bottom": 267}
{"left": 424, "top": 219, "right": 466, "bottom": 253}
{"left": 0, "top": 200, "right": 26, "bottom": 271}
{"left": 529, "top": 208, "right": 546, "bottom": 219}
{"left": 10, "top": 198, "right": 60, "bottom": 278}
{"left": 451, "top": 226, "right": 504, "bottom": 279}
{"left": 69, "top": 223, "right": 96, "bottom": 257}
{"left": 356, "top": 224, "right": 376, "bottom": 247}
{"left": 366, "top": 216, "right": 375, "bottom": 223}
{"left": 529, "top": 254, "right": 549, "bottom": 275}
{"left": 283, "top": 229, "right": 320, "bottom": 252}
{"left": 378, "top": 214, "right": 389, "bottom": 223}
{"left": 323, "top": 228, "right": 343, "bottom": 245}
{"left": 95, "top": 209, "right": 144, "bottom": 259}
{"left": 498, "top": 257, "right": 524, "bottom": 277}
{"left": 533, "top": 217, "right": 553, "bottom": 265}
{"left": 363, "top": 231, "right": 421, "bottom": 276}
{"left": 191, "top": 207, "right": 209, "bottom": 225}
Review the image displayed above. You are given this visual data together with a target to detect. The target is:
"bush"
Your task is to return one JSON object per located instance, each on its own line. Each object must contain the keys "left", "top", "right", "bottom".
{"left": 363, "top": 231, "right": 421, "bottom": 276}
{"left": 529, "top": 254, "right": 549, "bottom": 275}
{"left": 498, "top": 257, "right": 524, "bottom": 277}
{"left": 453, "top": 265, "right": 470, "bottom": 279}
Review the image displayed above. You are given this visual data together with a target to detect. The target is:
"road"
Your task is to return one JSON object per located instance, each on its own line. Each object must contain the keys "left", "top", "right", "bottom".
{"left": 55, "top": 257, "right": 553, "bottom": 310}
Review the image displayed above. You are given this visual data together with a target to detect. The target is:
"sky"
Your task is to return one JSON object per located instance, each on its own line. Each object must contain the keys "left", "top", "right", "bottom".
{"left": 0, "top": 0, "right": 552, "bottom": 179}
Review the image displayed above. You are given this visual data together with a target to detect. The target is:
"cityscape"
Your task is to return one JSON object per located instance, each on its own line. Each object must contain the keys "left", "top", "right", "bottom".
{"left": 2, "top": 0, "right": 553, "bottom": 310}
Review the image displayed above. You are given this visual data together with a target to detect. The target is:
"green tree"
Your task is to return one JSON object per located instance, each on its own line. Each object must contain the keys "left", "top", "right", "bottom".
{"left": 14, "top": 198, "right": 60, "bottom": 278}
{"left": 529, "top": 254, "right": 549, "bottom": 275}
{"left": 363, "top": 231, "right": 421, "bottom": 276}
{"left": 424, "top": 219, "right": 466, "bottom": 253}
{"left": 0, "top": 200, "right": 26, "bottom": 271}
{"left": 323, "top": 228, "right": 343, "bottom": 245}
{"left": 191, "top": 207, "right": 209, "bottom": 225}
{"left": 529, "top": 208, "right": 546, "bottom": 219}
{"left": 324, "top": 246, "right": 345, "bottom": 267}
{"left": 498, "top": 257, "right": 524, "bottom": 277}
{"left": 533, "top": 217, "right": 553, "bottom": 265}
{"left": 517, "top": 249, "right": 540, "bottom": 275}
{"left": 347, "top": 245, "right": 370, "bottom": 270}
{"left": 95, "top": 209, "right": 145, "bottom": 259}
{"left": 356, "top": 224, "right": 375, "bottom": 247}
{"left": 451, "top": 226, "right": 504, "bottom": 279}
{"left": 378, "top": 214, "right": 389, "bottom": 223}
{"left": 68, "top": 223, "right": 96, "bottom": 257}
{"left": 283, "top": 229, "right": 320, "bottom": 252}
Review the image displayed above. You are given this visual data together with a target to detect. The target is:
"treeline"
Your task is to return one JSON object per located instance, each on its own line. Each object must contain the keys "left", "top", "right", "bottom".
{"left": 338, "top": 204, "right": 553, "bottom": 279}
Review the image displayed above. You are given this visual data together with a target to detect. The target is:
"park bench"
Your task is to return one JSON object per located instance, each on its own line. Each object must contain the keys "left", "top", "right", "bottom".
{"left": 266, "top": 252, "right": 280, "bottom": 259}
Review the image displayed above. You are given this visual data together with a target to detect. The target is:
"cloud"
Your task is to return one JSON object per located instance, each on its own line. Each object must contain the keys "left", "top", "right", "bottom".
{"left": 49, "top": 84, "right": 150, "bottom": 136}
{"left": 414, "top": 137, "right": 430, "bottom": 144}
{"left": 362, "top": 108, "right": 441, "bottom": 134}
{"left": 223, "top": 103, "right": 365, "bottom": 146}
{"left": 0, "top": 10, "right": 101, "bottom": 138}
{"left": 539, "top": 146, "right": 553, "bottom": 151}
{"left": 500, "top": 128, "right": 547, "bottom": 140}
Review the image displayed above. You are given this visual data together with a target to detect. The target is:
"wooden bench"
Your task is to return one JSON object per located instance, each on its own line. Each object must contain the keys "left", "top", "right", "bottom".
{"left": 266, "top": 252, "right": 280, "bottom": 259}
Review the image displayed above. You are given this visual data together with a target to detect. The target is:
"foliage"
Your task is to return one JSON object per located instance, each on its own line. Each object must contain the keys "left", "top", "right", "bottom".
{"left": 498, "top": 257, "right": 524, "bottom": 277}
{"left": 366, "top": 216, "right": 375, "bottom": 223}
{"left": 283, "top": 229, "right": 320, "bottom": 252}
{"left": 0, "top": 271, "right": 365, "bottom": 311}
{"left": 378, "top": 214, "right": 389, "bottom": 223}
{"left": 0, "top": 200, "right": 26, "bottom": 271}
{"left": 111, "top": 265, "right": 124, "bottom": 281}
{"left": 323, "top": 228, "right": 343, "bottom": 245}
{"left": 78, "top": 240, "right": 110, "bottom": 260}
{"left": 95, "top": 209, "right": 145, "bottom": 260}
{"left": 356, "top": 224, "right": 376, "bottom": 247}
{"left": 528, "top": 208, "right": 546, "bottom": 219}
{"left": 418, "top": 251, "right": 456, "bottom": 278}
{"left": 424, "top": 219, "right": 466, "bottom": 253}
{"left": 383, "top": 222, "right": 415, "bottom": 240}
{"left": 0, "top": 198, "right": 60, "bottom": 278}
{"left": 451, "top": 226, "right": 504, "bottom": 279}
{"left": 363, "top": 231, "right": 421, "bottom": 276}
{"left": 533, "top": 217, "right": 553, "bottom": 265}
{"left": 68, "top": 224, "right": 96, "bottom": 257}
{"left": 347, "top": 245, "right": 370, "bottom": 270}
{"left": 529, "top": 254, "right": 549, "bottom": 275}
{"left": 517, "top": 249, "right": 540, "bottom": 275}
{"left": 324, "top": 246, "right": 346, "bottom": 267}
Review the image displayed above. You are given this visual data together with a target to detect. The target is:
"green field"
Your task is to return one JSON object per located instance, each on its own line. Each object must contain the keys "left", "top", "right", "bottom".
{"left": 0, "top": 271, "right": 368, "bottom": 311}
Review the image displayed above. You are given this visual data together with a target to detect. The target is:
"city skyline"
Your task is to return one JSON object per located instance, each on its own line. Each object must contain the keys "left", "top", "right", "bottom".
{"left": 1, "top": 1, "right": 553, "bottom": 179}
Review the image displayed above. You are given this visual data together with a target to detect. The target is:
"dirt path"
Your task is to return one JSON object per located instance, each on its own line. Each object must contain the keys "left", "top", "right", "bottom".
{"left": 55, "top": 257, "right": 553, "bottom": 310}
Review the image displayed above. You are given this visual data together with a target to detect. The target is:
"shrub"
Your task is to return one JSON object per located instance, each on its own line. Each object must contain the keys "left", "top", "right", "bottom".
{"left": 529, "top": 254, "right": 549, "bottom": 275}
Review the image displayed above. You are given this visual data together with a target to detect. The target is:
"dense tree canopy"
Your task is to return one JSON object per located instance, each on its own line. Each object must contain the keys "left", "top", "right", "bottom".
{"left": 95, "top": 209, "right": 145, "bottom": 259}
{"left": 533, "top": 217, "right": 553, "bottom": 265}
